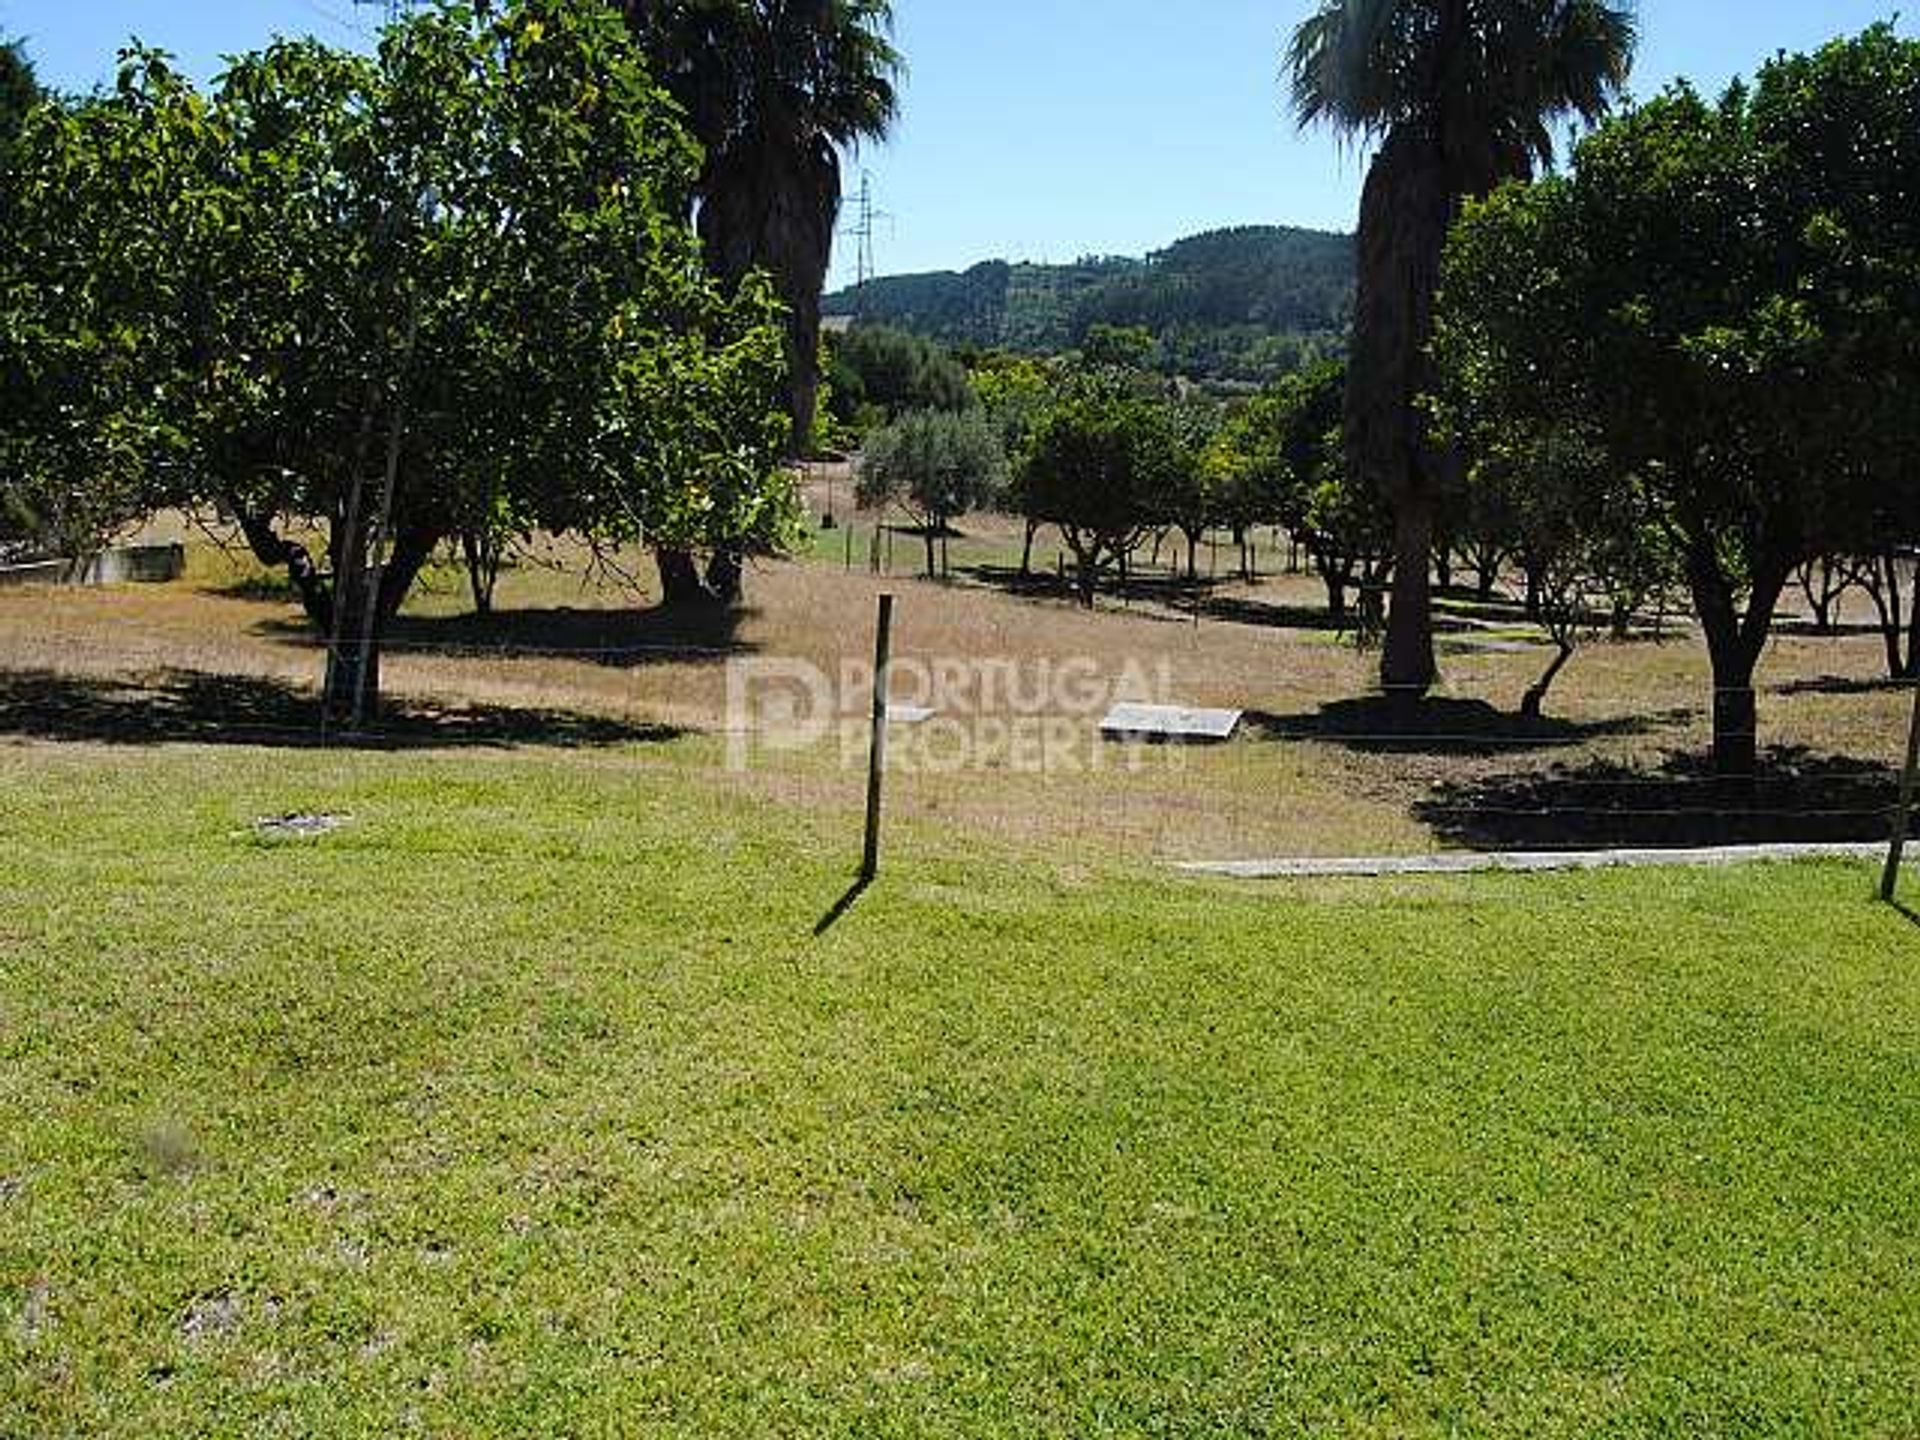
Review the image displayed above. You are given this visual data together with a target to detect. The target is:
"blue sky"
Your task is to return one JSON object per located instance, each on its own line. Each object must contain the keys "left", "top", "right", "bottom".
{"left": 2, "top": 1, "right": 1909, "bottom": 288}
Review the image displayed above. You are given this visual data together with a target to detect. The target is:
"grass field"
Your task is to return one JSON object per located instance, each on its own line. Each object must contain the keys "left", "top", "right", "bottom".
{"left": 3, "top": 509, "right": 1918, "bottom": 1433}
{"left": 2, "top": 739, "right": 1918, "bottom": 1435}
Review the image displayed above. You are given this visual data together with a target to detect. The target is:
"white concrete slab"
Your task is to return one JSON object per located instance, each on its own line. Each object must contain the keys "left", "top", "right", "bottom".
{"left": 1176, "top": 842, "right": 1885, "bottom": 879}
{"left": 887, "top": 704, "right": 935, "bottom": 725}
{"left": 1101, "top": 703, "right": 1243, "bottom": 743}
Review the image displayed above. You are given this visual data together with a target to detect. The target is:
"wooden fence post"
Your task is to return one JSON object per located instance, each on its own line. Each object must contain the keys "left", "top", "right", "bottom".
{"left": 1881, "top": 676, "right": 1920, "bottom": 902}
{"left": 861, "top": 593, "right": 895, "bottom": 883}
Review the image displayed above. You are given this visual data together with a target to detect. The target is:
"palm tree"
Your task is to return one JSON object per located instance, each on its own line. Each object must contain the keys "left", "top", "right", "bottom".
{"left": 1288, "top": 0, "right": 1635, "bottom": 699}
{"left": 626, "top": 0, "right": 899, "bottom": 459}
{"left": 625, "top": 0, "right": 898, "bottom": 604}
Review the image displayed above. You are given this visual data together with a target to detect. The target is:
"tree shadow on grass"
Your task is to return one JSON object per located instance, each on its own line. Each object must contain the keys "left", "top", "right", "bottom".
{"left": 1245, "top": 695, "right": 1693, "bottom": 759}
{"left": 205, "top": 575, "right": 300, "bottom": 603}
{"left": 0, "top": 667, "right": 681, "bottom": 751}
{"left": 1198, "top": 594, "right": 1355, "bottom": 633}
{"left": 958, "top": 564, "right": 1091, "bottom": 604}
{"left": 1415, "top": 746, "right": 1905, "bottom": 850}
{"left": 959, "top": 563, "right": 1229, "bottom": 610}
{"left": 251, "top": 602, "right": 757, "bottom": 670}
{"left": 1774, "top": 673, "right": 1911, "bottom": 698}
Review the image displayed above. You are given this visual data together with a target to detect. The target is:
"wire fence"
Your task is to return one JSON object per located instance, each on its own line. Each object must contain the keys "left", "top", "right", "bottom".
{"left": 5, "top": 579, "right": 1917, "bottom": 873}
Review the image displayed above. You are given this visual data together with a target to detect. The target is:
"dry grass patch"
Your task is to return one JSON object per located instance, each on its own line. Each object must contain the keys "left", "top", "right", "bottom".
{"left": 0, "top": 516, "right": 1910, "bottom": 862}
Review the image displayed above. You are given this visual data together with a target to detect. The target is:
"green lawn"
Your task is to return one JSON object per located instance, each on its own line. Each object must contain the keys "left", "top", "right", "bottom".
{"left": 3, "top": 740, "right": 1918, "bottom": 1436}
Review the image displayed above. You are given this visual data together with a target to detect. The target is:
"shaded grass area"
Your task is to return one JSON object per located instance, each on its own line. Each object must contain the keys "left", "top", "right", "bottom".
{"left": 2, "top": 743, "right": 1919, "bottom": 1435}
{"left": 1245, "top": 694, "right": 1691, "bottom": 758}
{"left": 252, "top": 602, "right": 757, "bottom": 670}
{"left": 1417, "top": 746, "right": 1909, "bottom": 849}
{"left": 0, "top": 667, "right": 680, "bottom": 751}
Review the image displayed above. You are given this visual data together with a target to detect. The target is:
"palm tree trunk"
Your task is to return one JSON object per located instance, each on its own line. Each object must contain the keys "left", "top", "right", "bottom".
{"left": 698, "top": 139, "right": 838, "bottom": 460}
{"left": 1348, "top": 131, "right": 1452, "bottom": 701}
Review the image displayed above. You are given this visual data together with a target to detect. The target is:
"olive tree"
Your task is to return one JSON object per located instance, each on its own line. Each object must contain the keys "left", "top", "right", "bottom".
{"left": 856, "top": 409, "right": 1005, "bottom": 577}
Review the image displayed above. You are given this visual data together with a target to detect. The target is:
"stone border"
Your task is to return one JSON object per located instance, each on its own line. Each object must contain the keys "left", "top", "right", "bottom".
{"left": 1177, "top": 842, "right": 1885, "bottom": 879}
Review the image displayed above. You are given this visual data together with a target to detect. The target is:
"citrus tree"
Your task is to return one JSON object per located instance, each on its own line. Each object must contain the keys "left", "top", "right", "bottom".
{"left": 1436, "top": 26, "right": 1920, "bottom": 773}
{"left": 0, "top": 0, "right": 792, "bottom": 722}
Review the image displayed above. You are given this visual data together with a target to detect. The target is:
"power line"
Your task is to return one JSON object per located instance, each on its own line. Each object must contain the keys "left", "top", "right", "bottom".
{"left": 840, "top": 170, "right": 892, "bottom": 313}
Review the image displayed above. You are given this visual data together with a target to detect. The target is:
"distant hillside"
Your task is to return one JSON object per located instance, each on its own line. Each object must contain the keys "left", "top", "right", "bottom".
{"left": 823, "top": 225, "right": 1354, "bottom": 383}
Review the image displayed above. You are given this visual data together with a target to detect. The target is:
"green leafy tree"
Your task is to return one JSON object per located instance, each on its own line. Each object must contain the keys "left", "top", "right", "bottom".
{"left": 855, "top": 409, "right": 1005, "bottom": 576}
{"left": 828, "top": 324, "right": 973, "bottom": 426}
{"left": 1160, "top": 401, "right": 1222, "bottom": 579}
{"left": 1435, "top": 27, "right": 1920, "bottom": 772}
{"left": 971, "top": 352, "right": 1058, "bottom": 573}
{"left": 1020, "top": 398, "right": 1187, "bottom": 608}
{"left": 1079, "top": 323, "right": 1156, "bottom": 371}
{"left": 1209, "top": 362, "right": 1378, "bottom": 616}
{"left": 1301, "top": 437, "right": 1394, "bottom": 639}
{"left": 1, "top": 1, "right": 790, "bottom": 722}
{"left": 0, "top": 54, "right": 200, "bottom": 566}
{"left": 1453, "top": 430, "right": 1676, "bottom": 716}
{"left": 1288, "top": 0, "right": 1636, "bottom": 697}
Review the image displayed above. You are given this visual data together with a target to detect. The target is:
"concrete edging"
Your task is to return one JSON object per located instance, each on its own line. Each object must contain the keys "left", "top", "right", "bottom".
{"left": 1176, "top": 842, "right": 1887, "bottom": 879}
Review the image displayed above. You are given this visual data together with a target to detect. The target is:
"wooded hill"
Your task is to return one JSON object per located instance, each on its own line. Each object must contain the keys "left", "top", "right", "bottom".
{"left": 823, "top": 225, "right": 1354, "bottom": 382}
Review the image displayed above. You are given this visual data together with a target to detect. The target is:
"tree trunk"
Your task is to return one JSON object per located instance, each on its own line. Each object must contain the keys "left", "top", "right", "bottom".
{"left": 923, "top": 526, "right": 937, "bottom": 578}
{"left": 1521, "top": 640, "right": 1574, "bottom": 720}
{"left": 706, "top": 545, "right": 744, "bottom": 606}
{"left": 1710, "top": 675, "right": 1758, "bottom": 779}
{"left": 655, "top": 546, "right": 712, "bottom": 607}
{"left": 461, "top": 531, "right": 500, "bottom": 618}
{"left": 227, "top": 498, "right": 333, "bottom": 632}
{"left": 323, "top": 520, "right": 439, "bottom": 728}
{"left": 1690, "top": 547, "right": 1789, "bottom": 778}
{"left": 1349, "top": 131, "right": 1453, "bottom": 702}
{"left": 1320, "top": 565, "right": 1349, "bottom": 626}
{"left": 1074, "top": 547, "right": 1098, "bottom": 608}
{"left": 323, "top": 631, "right": 377, "bottom": 728}
{"left": 1903, "top": 553, "right": 1920, "bottom": 679}
{"left": 694, "top": 134, "right": 837, "bottom": 459}
{"left": 1381, "top": 486, "right": 1437, "bottom": 701}
{"left": 380, "top": 522, "right": 437, "bottom": 624}
{"left": 1474, "top": 548, "right": 1501, "bottom": 602}
{"left": 1020, "top": 518, "right": 1038, "bottom": 577}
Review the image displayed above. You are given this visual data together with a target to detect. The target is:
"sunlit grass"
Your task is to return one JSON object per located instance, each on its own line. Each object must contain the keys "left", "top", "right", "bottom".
{"left": 1, "top": 740, "right": 1917, "bottom": 1435}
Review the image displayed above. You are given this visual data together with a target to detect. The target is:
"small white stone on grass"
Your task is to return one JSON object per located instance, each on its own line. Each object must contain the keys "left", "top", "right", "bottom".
{"left": 254, "top": 813, "right": 350, "bottom": 839}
